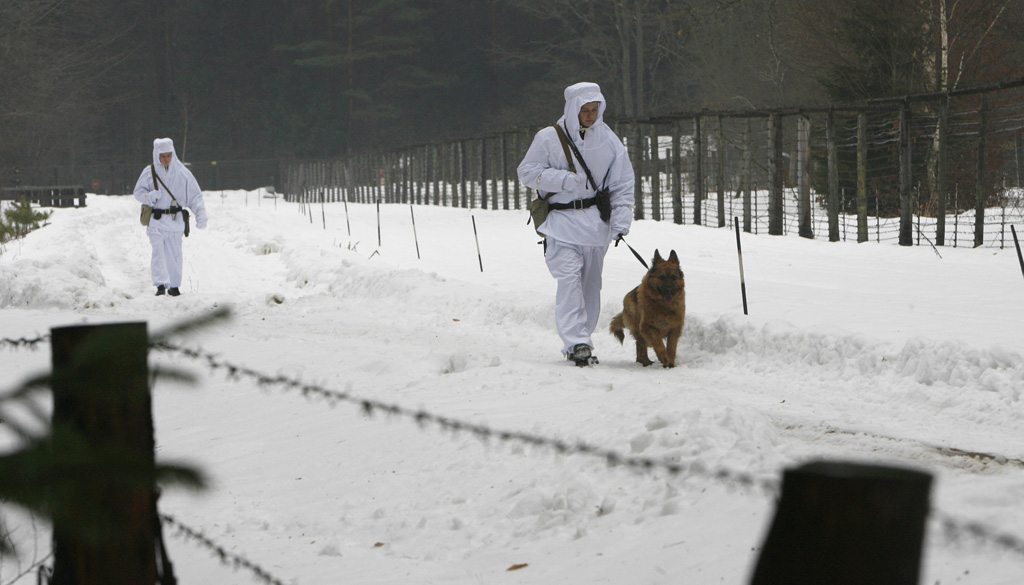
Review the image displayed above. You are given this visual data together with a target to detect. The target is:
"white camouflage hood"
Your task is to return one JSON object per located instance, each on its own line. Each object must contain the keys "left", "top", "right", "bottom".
{"left": 560, "top": 82, "right": 607, "bottom": 137}
{"left": 152, "top": 138, "right": 186, "bottom": 183}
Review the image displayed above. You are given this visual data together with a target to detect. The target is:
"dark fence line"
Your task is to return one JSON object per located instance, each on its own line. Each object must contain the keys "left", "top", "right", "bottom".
{"left": 282, "top": 78, "right": 1024, "bottom": 249}
{"left": 8, "top": 159, "right": 283, "bottom": 198}
{"left": 1, "top": 186, "right": 86, "bottom": 208}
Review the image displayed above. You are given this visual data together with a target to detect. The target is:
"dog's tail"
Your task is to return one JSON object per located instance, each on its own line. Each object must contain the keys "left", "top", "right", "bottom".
{"left": 609, "top": 312, "right": 625, "bottom": 344}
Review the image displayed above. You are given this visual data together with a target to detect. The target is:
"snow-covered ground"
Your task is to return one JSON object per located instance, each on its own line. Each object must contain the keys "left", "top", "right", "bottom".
{"left": 1, "top": 191, "right": 1022, "bottom": 584}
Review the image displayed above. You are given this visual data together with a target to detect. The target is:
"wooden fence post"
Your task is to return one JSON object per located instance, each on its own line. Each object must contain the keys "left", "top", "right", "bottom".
{"left": 672, "top": 120, "right": 683, "bottom": 225}
{"left": 742, "top": 118, "right": 753, "bottom": 234}
{"left": 513, "top": 131, "right": 522, "bottom": 210}
{"left": 479, "top": 137, "right": 488, "bottom": 210}
{"left": 899, "top": 101, "right": 914, "bottom": 246}
{"left": 751, "top": 460, "right": 932, "bottom": 585}
{"left": 826, "top": 110, "right": 840, "bottom": 241}
{"left": 768, "top": 113, "right": 783, "bottom": 235}
{"left": 631, "top": 123, "right": 645, "bottom": 220}
{"left": 716, "top": 115, "right": 727, "bottom": 228}
{"left": 797, "top": 115, "right": 813, "bottom": 239}
{"left": 694, "top": 116, "right": 704, "bottom": 226}
{"left": 650, "top": 123, "right": 662, "bottom": 221}
{"left": 857, "top": 112, "right": 869, "bottom": 243}
{"left": 501, "top": 133, "right": 510, "bottom": 210}
{"left": 936, "top": 97, "right": 948, "bottom": 246}
{"left": 975, "top": 95, "right": 989, "bottom": 248}
{"left": 50, "top": 322, "right": 159, "bottom": 585}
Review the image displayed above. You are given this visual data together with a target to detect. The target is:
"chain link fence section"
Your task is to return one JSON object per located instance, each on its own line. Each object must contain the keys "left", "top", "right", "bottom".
{"left": 282, "top": 78, "right": 1024, "bottom": 250}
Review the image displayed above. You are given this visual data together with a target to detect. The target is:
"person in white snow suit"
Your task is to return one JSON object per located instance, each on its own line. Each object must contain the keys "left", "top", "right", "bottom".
{"left": 133, "top": 138, "right": 208, "bottom": 296}
{"left": 517, "top": 82, "right": 635, "bottom": 366}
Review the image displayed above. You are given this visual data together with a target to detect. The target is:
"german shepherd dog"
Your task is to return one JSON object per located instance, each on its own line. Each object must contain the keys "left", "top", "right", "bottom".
{"left": 609, "top": 250, "right": 686, "bottom": 368}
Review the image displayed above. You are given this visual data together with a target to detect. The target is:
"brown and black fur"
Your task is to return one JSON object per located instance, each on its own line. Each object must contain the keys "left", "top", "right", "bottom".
{"left": 609, "top": 250, "right": 686, "bottom": 368}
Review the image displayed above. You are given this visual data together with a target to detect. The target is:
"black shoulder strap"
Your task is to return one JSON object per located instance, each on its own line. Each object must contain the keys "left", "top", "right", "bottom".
{"left": 558, "top": 123, "right": 598, "bottom": 191}
{"left": 151, "top": 164, "right": 180, "bottom": 207}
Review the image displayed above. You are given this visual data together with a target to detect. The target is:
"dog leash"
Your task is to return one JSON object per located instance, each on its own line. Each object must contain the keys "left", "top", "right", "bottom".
{"left": 615, "top": 235, "right": 649, "bottom": 269}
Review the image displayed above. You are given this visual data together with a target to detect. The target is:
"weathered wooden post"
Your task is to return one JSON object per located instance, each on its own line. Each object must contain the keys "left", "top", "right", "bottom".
{"left": 694, "top": 116, "right": 705, "bottom": 226}
{"left": 459, "top": 140, "right": 468, "bottom": 209}
{"left": 768, "top": 113, "right": 784, "bottom": 236}
{"left": 479, "top": 137, "right": 488, "bottom": 210}
{"left": 716, "top": 115, "right": 727, "bottom": 228}
{"left": 826, "top": 110, "right": 840, "bottom": 242}
{"left": 899, "top": 100, "right": 914, "bottom": 246}
{"left": 513, "top": 131, "right": 522, "bottom": 210}
{"left": 630, "top": 123, "right": 644, "bottom": 220}
{"left": 672, "top": 119, "right": 683, "bottom": 225}
{"left": 797, "top": 114, "right": 813, "bottom": 239}
{"left": 742, "top": 118, "right": 753, "bottom": 233}
{"left": 975, "top": 96, "right": 989, "bottom": 248}
{"left": 936, "top": 97, "right": 948, "bottom": 246}
{"left": 857, "top": 111, "right": 869, "bottom": 243}
{"left": 751, "top": 460, "right": 932, "bottom": 585}
{"left": 501, "top": 132, "right": 510, "bottom": 211}
{"left": 650, "top": 123, "right": 662, "bottom": 221}
{"left": 50, "top": 322, "right": 160, "bottom": 585}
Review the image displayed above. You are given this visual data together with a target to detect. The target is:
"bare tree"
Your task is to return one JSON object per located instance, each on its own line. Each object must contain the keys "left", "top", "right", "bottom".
{"left": 0, "top": 0, "right": 137, "bottom": 176}
{"left": 496, "top": 0, "right": 751, "bottom": 119}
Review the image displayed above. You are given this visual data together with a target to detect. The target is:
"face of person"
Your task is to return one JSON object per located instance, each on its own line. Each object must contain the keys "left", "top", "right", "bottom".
{"left": 159, "top": 152, "right": 172, "bottom": 167}
{"left": 578, "top": 101, "right": 600, "bottom": 128}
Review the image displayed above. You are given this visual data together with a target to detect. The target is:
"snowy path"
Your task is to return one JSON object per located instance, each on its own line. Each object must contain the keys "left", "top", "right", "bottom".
{"left": 2, "top": 192, "right": 1022, "bottom": 584}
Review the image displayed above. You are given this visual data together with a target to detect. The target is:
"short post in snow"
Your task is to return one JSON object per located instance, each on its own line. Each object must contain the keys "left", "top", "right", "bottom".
{"left": 410, "top": 204, "right": 421, "bottom": 259}
{"left": 50, "top": 322, "right": 161, "bottom": 585}
{"left": 376, "top": 198, "right": 382, "bottom": 247}
{"left": 320, "top": 190, "right": 326, "bottom": 229}
{"left": 750, "top": 460, "right": 932, "bottom": 585}
{"left": 344, "top": 196, "right": 352, "bottom": 237}
{"left": 734, "top": 216, "right": 749, "bottom": 315}
{"left": 1012, "top": 225, "right": 1024, "bottom": 281}
{"left": 472, "top": 215, "right": 483, "bottom": 272}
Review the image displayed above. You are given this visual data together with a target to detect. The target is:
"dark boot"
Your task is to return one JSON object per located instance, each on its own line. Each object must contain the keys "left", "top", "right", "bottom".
{"left": 168, "top": 287, "right": 181, "bottom": 297}
{"left": 156, "top": 285, "right": 166, "bottom": 296}
{"left": 569, "top": 344, "right": 598, "bottom": 367}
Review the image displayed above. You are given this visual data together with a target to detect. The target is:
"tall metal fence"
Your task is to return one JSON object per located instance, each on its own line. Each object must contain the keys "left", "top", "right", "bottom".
{"left": 283, "top": 77, "right": 1024, "bottom": 249}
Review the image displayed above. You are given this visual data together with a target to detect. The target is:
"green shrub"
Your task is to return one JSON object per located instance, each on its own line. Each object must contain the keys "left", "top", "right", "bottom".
{"left": 0, "top": 198, "right": 52, "bottom": 244}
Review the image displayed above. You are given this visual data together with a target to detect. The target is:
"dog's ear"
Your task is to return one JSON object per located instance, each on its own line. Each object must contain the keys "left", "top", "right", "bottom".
{"left": 668, "top": 250, "right": 679, "bottom": 264}
{"left": 652, "top": 249, "right": 663, "bottom": 265}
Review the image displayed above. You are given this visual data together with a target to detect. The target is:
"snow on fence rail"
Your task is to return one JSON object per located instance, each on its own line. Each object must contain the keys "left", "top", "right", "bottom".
{"left": 282, "top": 77, "right": 1024, "bottom": 250}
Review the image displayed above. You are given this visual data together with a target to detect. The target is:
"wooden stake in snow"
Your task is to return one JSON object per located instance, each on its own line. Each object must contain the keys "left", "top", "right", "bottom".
{"left": 1012, "top": 225, "right": 1024, "bottom": 281}
{"left": 734, "top": 216, "right": 749, "bottom": 315}
{"left": 320, "top": 190, "right": 326, "bottom": 229}
{"left": 472, "top": 215, "right": 483, "bottom": 272}
{"left": 376, "top": 198, "right": 381, "bottom": 247}
{"left": 410, "top": 204, "right": 421, "bottom": 259}
{"left": 344, "top": 197, "right": 351, "bottom": 237}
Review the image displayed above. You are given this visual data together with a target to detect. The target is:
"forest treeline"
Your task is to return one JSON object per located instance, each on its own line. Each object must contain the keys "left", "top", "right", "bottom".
{"left": 2, "top": 0, "right": 1022, "bottom": 180}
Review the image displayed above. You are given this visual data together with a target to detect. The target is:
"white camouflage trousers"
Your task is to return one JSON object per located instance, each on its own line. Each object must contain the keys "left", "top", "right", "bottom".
{"left": 544, "top": 238, "right": 609, "bottom": 355}
{"left": 147, "top": 228, "right": 184, "bottom": 288}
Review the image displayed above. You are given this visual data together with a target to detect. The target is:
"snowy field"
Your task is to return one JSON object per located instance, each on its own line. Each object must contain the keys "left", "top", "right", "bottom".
{"left": 1, "top": 190, "right": 1023, "bottom": 584}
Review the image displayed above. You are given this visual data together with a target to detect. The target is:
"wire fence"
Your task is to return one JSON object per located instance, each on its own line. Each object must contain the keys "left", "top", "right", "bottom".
{"left": 2, "top": 333, "right": 1024, "bottom": 582}
{"left": 282, "top": 77, "right": 1024, "bottom": 250}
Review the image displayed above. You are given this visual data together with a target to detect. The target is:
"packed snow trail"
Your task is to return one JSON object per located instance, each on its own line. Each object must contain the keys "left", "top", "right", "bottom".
{"left": 2, "top": 192, "right": 1022, "bottom": 585}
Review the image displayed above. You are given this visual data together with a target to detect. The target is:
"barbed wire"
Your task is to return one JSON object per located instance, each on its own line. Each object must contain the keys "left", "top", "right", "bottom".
{"left": 933, "top": 511, "right": 1024, "bottom": 558}
{"left": 159, "top": 513, "right": 289, "bottom": 585}
{"left": 0, "top": 335, "right": 50, "bottom": 350}
{"left": 152, "top": 340, "right": 1024, "bottom": 561}
{"left": 151, "top": 340, "right": 779, "bottom": 495}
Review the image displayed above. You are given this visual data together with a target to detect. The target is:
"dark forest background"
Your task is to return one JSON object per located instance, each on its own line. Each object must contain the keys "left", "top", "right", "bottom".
{"left": 2, "top": 0, "right": 1022, "bottom": 180}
